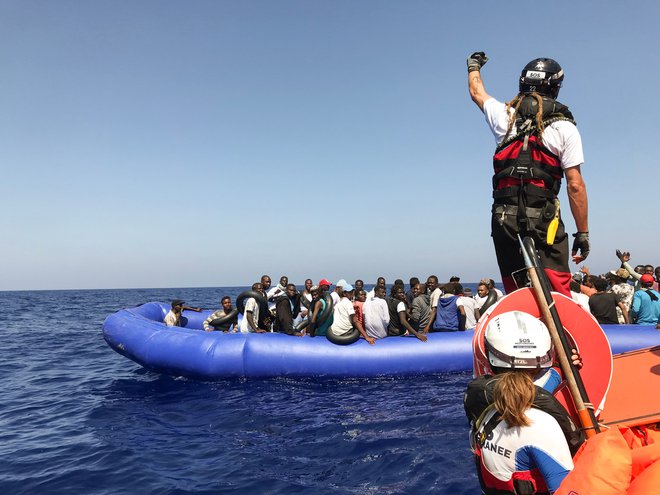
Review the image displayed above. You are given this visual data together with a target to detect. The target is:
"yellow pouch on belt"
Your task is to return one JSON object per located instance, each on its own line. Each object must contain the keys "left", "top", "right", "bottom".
{"left": 546, "top": 199, "right": 560, "bottom": 245}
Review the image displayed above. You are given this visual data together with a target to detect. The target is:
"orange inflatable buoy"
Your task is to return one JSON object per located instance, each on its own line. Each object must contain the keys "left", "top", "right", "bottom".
{"left": 627, "top": 458, "right": 660, "bottom": 495}
{"left": 556, "top": 426, "right": 660, "bottom": 495}
{"left": 556, "top": 428, "right": 631, "bottom": 495}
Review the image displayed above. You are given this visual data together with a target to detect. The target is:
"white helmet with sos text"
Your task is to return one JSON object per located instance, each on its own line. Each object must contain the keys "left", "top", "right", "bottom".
{"left": 484, "top": 311, "right": 553, "bottom": 370}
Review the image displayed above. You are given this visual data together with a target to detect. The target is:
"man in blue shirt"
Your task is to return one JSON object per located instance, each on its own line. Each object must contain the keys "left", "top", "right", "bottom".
{"left": 631, "top": 274, "right": 660, "bottom": 325}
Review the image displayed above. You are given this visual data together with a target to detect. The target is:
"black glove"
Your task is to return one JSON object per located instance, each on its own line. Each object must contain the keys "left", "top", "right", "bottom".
{"left": 467, "top": 52, "right": 488, "bottom": 72}
{"left": 572, "top": 232, "right": 590, "bottom": 260}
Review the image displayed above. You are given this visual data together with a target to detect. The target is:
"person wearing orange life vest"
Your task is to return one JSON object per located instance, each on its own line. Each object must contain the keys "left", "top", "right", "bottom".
{"left": 464, "top": 311, "right": 587, "bottom": 495}
{"left": 467, "top": 53, "right": 590, "bottom": 296}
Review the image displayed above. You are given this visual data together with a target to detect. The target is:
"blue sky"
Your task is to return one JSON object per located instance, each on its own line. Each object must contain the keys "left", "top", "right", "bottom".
{"left": 2, "top": 1, "right": 659, "bottom": 291}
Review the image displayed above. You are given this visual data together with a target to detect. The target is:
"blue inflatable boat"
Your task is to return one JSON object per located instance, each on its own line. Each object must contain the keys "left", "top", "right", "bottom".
{"left": 102, "top": 301, "right": 660, "bottom": 380}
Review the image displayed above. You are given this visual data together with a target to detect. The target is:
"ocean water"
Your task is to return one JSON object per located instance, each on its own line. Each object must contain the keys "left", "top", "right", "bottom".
{"left": 1, "top": 287, "right": 481, "bottom": 494}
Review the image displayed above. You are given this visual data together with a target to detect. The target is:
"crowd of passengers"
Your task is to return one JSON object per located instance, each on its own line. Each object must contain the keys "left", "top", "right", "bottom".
{"left": 163, "top": 249, "right": 660, "bottom": 341}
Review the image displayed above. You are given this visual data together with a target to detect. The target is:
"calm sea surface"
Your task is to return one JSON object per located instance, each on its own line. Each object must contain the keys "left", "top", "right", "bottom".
{"left": 1, "top": 287, "right": 481, "bottom": 494}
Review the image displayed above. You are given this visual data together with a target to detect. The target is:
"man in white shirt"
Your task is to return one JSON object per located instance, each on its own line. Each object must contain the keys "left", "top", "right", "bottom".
{"left": 467, "top": 52, "right": 590, "bottom": 297}
{"left": 457, "top": 287, "right": 478, "bottom": 329}
{"left": 330, "top": 284, "right": 374, "bottom": 345}
{"left": 363, "top": 286, "right": 390, "bottom": 340}
{"left": 239, "top": 283, "right": 269, "bottom": 333}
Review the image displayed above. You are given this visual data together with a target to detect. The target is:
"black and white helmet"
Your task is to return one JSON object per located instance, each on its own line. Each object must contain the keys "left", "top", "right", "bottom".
{"left": 519, "top": 58, "right": 564, "bottom": 99}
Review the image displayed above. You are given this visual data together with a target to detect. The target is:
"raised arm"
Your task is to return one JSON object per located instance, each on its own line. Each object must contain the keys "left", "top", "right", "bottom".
{"left": 467, "top": 52, "right": 492, "bottom": 111}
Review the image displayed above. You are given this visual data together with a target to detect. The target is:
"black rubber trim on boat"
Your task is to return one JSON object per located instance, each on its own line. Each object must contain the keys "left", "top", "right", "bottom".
{"left": 480, "top": 289, "right": 498, "bottom": 314}
{"left": 236, "top": 290, "right": 268, "bottom": 316}
{"left": 209, "top": 308, "right": 239, "bottom": 328}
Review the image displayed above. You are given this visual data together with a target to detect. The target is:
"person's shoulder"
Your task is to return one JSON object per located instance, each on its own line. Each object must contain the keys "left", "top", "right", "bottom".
{"left": 483, "top": 97, "right": 504, "bottom": 113}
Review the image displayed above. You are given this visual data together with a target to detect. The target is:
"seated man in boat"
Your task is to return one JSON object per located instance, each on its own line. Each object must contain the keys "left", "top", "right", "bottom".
{"left": 239, "top": 283, "right": 270, "bottom": 333}
{"left": 464, "top": 311, "right": 585, "bottom": 495}
{"left": 353, "top": 289, "right": 367, "bottom": 332}
{"left": 330, "top": 284, "right": 374, "bottom": 345}
{"left": 427, "top": 282, "right": 466, "bottom": 332}
{"left": 457, "top": 287, "right": 478, "bottom": 329}
{"left": 331, "top": 279, "right": 347, "bottom": 307}
{"left": 267, "top": 275, "right": 288, "bottom": 310}
{"left": 606, "top": 268, "right": 633, "bottom": 324}
{"left": 406, "top": 277, "right": 420, "bottom": 306}
{"left": 410, "top": 283, "right": 431, "bottom": 331}
{"left": 317, "top": 278, "right": 332, "bottom": 297}
{"left": 387, "top": 286, "right": 428, "bottom": 342}
{"left": 366, "top": 277, "right": 386, "bottom": 300}
{"left": 363, "top": 285, "right": 390, "bottom": 340}
{"left": 273, "top": 284, "right": 303, "bottom": 336}
{"left": 203, "top": 296, "right": 238, "bottom": 332}
{"left": 423, "top": 275, "right": 443, "bottom": 331}
{"left": 307, "top": 285, "right": 333, "bottom": 337}
{"left": 630, "top": 274, "right": 660, "bottom": 325}
{"left": 164, "top": 299, "right": 201, "bottom": 327}
{"left": 587, "top": 276, "right": 626, "bottom": 325}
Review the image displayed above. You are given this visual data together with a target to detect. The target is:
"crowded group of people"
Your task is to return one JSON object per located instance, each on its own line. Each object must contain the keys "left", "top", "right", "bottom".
{"left": 569, "top": 250, "right": 660, "bottom": 328}
{"left": 163, "top": 274, "right": 511, "bottom": 343}
{"left": 163, "top": 250, "right": 660, "bottom": 339}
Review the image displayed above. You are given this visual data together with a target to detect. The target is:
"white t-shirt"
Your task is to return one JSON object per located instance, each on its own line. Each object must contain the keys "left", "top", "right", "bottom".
{"left": 164, "top": 310, "right": 180, "bottom": 327}
{"left": 429, "top": 288, "right": 443, "bottom": 309}
{"left": 331, "top": 291, "right": 341, "bottom": 308}
{"left": 267, "top": 285, "right": 285, "bottom": 310}
{"left": 330, "top": 297, "right": 355, "bottom": 336}
{"left": 239, "top": 297, "right": 260, "bottom": 333}
{"left": 571, "top": 291, "right": 591, "bottom": 314}
{"left": 483, "top": 97, "right": 584, "bottom": 169}
{"left": 363, "top": 296, "right": 390, "bottom": 339}
{"left": 457, "top": 296, "right": 478, "bottom": 329}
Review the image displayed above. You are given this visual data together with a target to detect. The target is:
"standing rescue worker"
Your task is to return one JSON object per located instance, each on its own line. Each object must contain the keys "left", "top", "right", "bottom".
{"left": 467, "top": 52, "right": 590, "bottom": 296}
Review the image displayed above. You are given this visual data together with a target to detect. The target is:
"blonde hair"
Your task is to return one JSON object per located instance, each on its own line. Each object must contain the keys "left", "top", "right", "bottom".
{"left": 493, "top": 372, "right": 535, "bottom": 428}
{"left": 504, "top": 92, "right": 546, "bottom": 142}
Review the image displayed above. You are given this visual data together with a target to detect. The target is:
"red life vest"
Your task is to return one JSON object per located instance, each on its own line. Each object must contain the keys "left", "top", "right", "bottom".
{"left": 492, "top": 96, "right": 574, "bottom": 207}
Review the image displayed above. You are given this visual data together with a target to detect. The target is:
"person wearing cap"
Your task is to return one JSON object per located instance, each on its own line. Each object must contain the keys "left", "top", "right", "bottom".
{"left": 630, "top": 274, "right": 660, "bottom": 325}
{"left": 317, "top": 278, "right": 332, "bottom": 295}
{"left": 607, "top": 268, "right": 634, "bottom": 324}
{"left": 164, "top": 299, "right": 201, "bottom": 327}
{"left": 330, "top": 284, "right": 375, "bottom": 345}
{"left": 308, "top": 284, "right": 333, "bottom": 337}
{"left": 331, "top": 279, "right": 347, "bottom": 307}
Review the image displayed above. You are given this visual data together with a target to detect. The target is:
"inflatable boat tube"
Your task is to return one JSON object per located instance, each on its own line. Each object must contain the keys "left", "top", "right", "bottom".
{"left": 102, "top": 299, "right": 660, "bottom": 380}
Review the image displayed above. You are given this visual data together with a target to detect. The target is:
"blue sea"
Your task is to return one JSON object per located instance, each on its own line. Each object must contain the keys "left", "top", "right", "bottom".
{"left": 1, "top": 287, "right": 481, "bottom": 494}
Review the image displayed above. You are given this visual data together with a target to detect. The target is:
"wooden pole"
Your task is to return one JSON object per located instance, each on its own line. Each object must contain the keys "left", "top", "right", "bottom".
{"left": 520, "top": 236, "right": 599, "bottom": 438}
